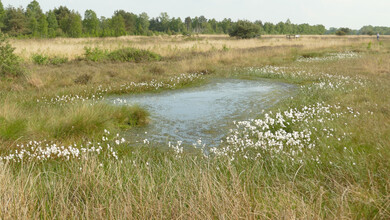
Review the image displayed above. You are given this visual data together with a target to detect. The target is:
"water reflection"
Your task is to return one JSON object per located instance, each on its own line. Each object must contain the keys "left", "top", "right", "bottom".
{"left": 108, "top": 79, "right": 295, "bottom": 147}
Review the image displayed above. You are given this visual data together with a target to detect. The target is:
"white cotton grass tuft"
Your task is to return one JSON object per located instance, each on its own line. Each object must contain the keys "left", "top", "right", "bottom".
{"left": 207, "top": 102, "right": 362, "bottom": 165}
{"left": 0, "top": 130, "right": 124, "bottom": 162}
{"left": 37, "top": 73, "right": 204, "bottom": 106}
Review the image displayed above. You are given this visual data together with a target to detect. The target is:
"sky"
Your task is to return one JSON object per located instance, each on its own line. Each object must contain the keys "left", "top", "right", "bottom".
{"left": 2, "top": 0, "right": 390, "bottom": 29}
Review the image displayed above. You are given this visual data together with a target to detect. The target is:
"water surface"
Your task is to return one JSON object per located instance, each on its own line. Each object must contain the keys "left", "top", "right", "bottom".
{"left": 108, "top": 79, "right": 295, "bottom": 146}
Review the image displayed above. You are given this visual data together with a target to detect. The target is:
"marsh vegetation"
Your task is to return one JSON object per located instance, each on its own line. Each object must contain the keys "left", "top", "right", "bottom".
{"left": 0, "top": 34, "right": 390, "bottom": 219}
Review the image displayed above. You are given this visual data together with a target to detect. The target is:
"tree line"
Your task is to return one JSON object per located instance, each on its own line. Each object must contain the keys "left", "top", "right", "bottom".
{"left": 327, "top": 26, "right": 390, "bottom": 36}
{"left": 0, "top": 0, "right": 388, "bottom": 38}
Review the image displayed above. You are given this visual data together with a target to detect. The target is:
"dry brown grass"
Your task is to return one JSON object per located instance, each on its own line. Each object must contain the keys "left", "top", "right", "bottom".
{"left": 11, "top": 35, "right": 385, "bottom": 61}
{"left": 10, "top": 35, "right": 385, "bottom": 94}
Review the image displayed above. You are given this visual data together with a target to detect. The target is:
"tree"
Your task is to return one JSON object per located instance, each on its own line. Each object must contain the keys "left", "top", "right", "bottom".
{"left": 47, "top": 10, "right": 58, "bottom": 37}
{"left": 37, "top": 13, "right": 48, "bottom": 37}
{"left": 169, "top": 17, "right": 184, "bottom": 34}
{"left": 26, "top": 0, "right": 42, "bottom": 18}
{"left": 99, "top": 16, "right": 111, "bottom": 37}
{"left": 29, "top": 17, "right": 38, "bottom": 36}
{"left": 110, "top": 14, "right": 126, "bottom": 37}
{"left": 148, "top": 18, "right": 160, "bottom": 32}
{"left": 284, "top": 19, "right": 293, "bottom": 34}
{"left": 53, "top": 6, "right": 71, "bottom": 34}
{"left": 53, "top": 7, "right": 82, "bottom": 37}
{"left": 220, "top": 18, "right": 232, "bottom": 34}
{"left": 83, "top": 9, "right": 99, "bottom": 36}
{"left": 359, "top": 25, "right": 375, "bottom": 35}
{"left": 136, "top": 12, "right": 149, "bottom": 35}
{"left": 0, "top": 32, "right": 23, "bottom": 77}
{"left": 66, "top": 12, "right": 82, "bottom": 37}
{"left": 229, "top": 20, "right": 260, "bottom": 39}
{"left": 0, "top": 0, "right": 5, "bottom": 30}
{"left": 192, "top": 16, "right": 199, "bottom": 33}
{"left": 314, "top": 25, "right": 326, "bottom": 35}
{"left": 208, "top": 18, "right": 217, "bottom": 33}
{"left": 275, "top": 22, "right": 285, "bottom": 34}
{"left": 159, "top": 12, "right": 170, "bottom": 32}
{"left": 336, "top": 27, "right": 351, "bottom": 36}
{"left": 263, "top": 22, "right": 274, "bottom": 34}
{"left": 3, "top": 6, "right": 28, "bottom": 36}
{"left": 254, "top": 20, "right": 264, "bottom": 34}
{"left": 197, "top": 16, "right": 207, "bottom": 33}
{"left": 184, "top": 17, "right": 191, "bottom": 32}
{"left": 114, "top": 10, "right": 137, "bottom": 34}
{"left": 26, "top": 0, "right": 43, "bottom": 37}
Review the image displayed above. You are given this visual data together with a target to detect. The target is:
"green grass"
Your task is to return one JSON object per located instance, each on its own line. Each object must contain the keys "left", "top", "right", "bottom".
{"left": 0, "top": 101, "right": 149, "bottom": 143}
{"left": 0, "top": 117, "right": 27, "bottom": 140}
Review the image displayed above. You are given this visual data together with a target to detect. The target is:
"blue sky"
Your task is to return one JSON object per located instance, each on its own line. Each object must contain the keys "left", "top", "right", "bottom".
{"left": 3, "top": 0, "right": 390, "bottom": 29}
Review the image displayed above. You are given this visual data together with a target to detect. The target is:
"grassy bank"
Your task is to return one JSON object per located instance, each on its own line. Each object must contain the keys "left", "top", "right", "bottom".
{"left": 1, "top": 35, "right": 389, "bottom": 219}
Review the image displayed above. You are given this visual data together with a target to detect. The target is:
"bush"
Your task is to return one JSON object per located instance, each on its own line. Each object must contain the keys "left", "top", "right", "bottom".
{"left": 335, "top": 28, "right": 351, "bottom": 36}
{"left": 83, "top": 47, "right": 109, "bottom": 62}
{"left": 228, "top": 20, "right": 261, "bottom": 39}
{"left": 32, "top": 54, "right": 49, "bottom": 65}
{"left": 367, "top": 42, "right": 372, "bottom": 50}
{"left": 107, "top": 48, "right": 161, "bottom": 63}
{"left": 0, "top": 33, "right": 24, "bottom": 77}
{"left": 49, "top": 56, "right": 68, "bottom": 65}
{"left": 32, "top": 54, "right": 69, "bottom": 65}
{"left": 83, "top": 47, "right": 161, "bottom": 63}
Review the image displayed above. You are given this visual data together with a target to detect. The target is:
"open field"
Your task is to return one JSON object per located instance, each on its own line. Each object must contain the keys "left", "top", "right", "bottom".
{"left": 11, "top": 35, "right": 385, "bottom": 60}
{"left": 1, "top": 35, "right": 390, "bottom": 219}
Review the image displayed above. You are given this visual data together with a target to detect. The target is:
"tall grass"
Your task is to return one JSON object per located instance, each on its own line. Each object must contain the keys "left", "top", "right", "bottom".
{"left": 0, "top": 36, "right": 389, "bottom": 218}
{"left": 10, "top": 35, "right": 384, "bottom": 61}
{"left": 0, "top": 101, "right": 149, "bottom": 143}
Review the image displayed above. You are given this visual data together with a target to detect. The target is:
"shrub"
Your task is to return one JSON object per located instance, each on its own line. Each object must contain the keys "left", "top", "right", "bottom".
{"left": 335, "top": 28, "right": 351, "bottom": 36}
{"left": 32, "top": 54, "right": 49, "bottom": 65}
{"left": 0, "top": 33, "right": 23, "bottom": 77}
{"left": 83, "top": 47, "right": 161, "bottom": 63}
{"left": 49, "top": 56, "right": 68, "bottom": 65}
{"left": 83, "top": 47, "right": 109, "bottom": 62}
{"left": 222, "top": 44, "right": 230, "bottom": 52}
{"left": 367, "top": 42, "right": 372, "bottom": 50}
{"left": 107, "top": 48, "right": 161, "bottom": 63}
{"left": 228, "top": 20, "right": 261, "bottom": 39}
{"left": 32, "top": 54, "right": 69, "bottom": 65}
